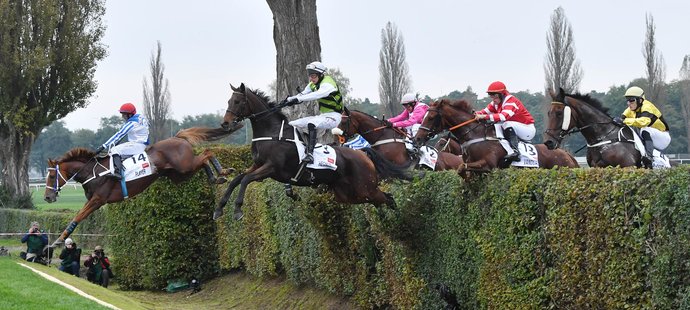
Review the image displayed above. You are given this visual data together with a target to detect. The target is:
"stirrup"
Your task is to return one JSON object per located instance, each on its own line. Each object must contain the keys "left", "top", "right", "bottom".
{"left": 302, "top": 153, "right": 314, "bottom": 164}
{"left": 505, "top": 151, "right": 520, "bottom": 162}
{"left": 641, "top": 156, "right": 653, "bottom": 169}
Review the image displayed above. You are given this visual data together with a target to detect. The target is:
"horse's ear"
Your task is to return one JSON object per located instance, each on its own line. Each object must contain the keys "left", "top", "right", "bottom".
{"left": 230, "top": 83, "right": 237, "bottom": 91}
{"left": 239, "top": 83, "right": 245, "bottom": 92}
{"left": 548, "top": 88, "right": 556, "bottom": 99}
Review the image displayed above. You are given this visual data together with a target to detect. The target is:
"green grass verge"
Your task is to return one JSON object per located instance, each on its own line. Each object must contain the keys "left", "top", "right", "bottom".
{"left": 31, "top": 186, "right": 86, "bottom": 211}
{"left": 0, "top": 256, "right": 146, "bottom": 310}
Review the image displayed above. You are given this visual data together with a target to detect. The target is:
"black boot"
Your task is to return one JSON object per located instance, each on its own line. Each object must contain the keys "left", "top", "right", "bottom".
{"left": 503, "top": 127, "right": 520, "bottom": 162}
{"left": 111, "top": 154, "right": 123, "bottom": 180}
{"left": 641, "top": 132, "right": 654, "bottom": 169}
{"left": 303, "top": 123, "right": 317, "bottom": 163}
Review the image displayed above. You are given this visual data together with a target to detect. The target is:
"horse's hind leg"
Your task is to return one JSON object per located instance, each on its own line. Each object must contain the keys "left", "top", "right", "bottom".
{"left": 210, "top": 156, "right": 234, "bottom": 175}
{"left": 214, "top": 173, "right": 245, "bottom": 220}
{"left": 204, "top": 163, "right": 227, "bottom": 184}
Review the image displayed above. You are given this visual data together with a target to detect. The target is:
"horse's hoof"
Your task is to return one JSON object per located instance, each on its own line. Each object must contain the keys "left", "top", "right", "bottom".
{"left": 213, "top": 209, "right": 224, "bottom": 220}
{"left": 221, "top": 168, "right": 235, "bottom": 175}
{"left": 215, "top": 177, "right": 227, "bottom": 184}
{"left": 233, "top": 210, "right": 244, "bottom": 221}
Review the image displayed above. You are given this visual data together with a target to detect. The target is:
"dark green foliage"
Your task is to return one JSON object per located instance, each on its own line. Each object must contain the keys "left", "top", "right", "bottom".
{"left": 106, "top": 173, "right": 219, "bottom": 290}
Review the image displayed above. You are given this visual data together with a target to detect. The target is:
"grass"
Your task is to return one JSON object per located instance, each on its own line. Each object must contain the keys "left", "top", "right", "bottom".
{"left": 31, "top": 185, "right": 86, "bottom": 211}
{"left": 0, "top": 257, "right": 115, "bottom": 310}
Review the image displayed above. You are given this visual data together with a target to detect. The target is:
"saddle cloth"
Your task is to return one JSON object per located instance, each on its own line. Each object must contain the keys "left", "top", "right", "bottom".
{"left": 294, "top": 128, "right": 338, "bottom": 170}
{"left": 631, "top": 131, "right": 671, "bottom": 169}
{"left": 509, "top": 142, "right": 539, "bottom": 168}
{"left": 104, "top": 152, "right": 155, "bottom": 182}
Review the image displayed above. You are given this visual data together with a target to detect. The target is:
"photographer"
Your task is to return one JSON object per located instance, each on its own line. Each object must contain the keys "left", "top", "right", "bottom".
{"left": 85, "top": 245, "right": 112, "bottom": 288}
{"left": 58, "top": 238, "right": 81, "bottom": 276}
{"left": 20, "top": 221, "right": 48, "bottom": 263}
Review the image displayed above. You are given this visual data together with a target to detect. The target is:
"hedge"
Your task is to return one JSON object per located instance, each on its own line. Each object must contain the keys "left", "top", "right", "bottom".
{"left": 102, "top": 143, "right": 690, "bottom": 309}
{"left": 0, "top": 207, "right": 108, "bottom": 249}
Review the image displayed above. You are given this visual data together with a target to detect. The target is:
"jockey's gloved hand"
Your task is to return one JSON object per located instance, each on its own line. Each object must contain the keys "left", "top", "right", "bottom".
{"left": 384, "top": 120, "right": 393, "bottom": 128}
{"left": 94, "top": 146, "right": 105, "bottom": 154}
{"left": 286, "top": 98, "right": 299, "bottom": 106}
{"left": 612, "top": 117, "right": 624, "bottom": 127}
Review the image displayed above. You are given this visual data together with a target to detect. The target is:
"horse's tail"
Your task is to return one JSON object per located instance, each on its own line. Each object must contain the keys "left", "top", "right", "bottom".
{"left": 175, "top": 127, "right": 233, "bottom": 145}
{"left": 360, "top": 147, "right": 412, "bottom": 181}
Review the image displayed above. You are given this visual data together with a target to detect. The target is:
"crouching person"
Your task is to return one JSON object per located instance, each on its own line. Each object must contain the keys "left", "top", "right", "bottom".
{"left": 58, "top": 238, "right": 81, "bottom": 276}
{"left": 85, "top": 245, "right": 112, "bottom": 288}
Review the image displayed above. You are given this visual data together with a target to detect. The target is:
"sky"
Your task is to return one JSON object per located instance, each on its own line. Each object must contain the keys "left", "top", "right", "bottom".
{"left": 62, "top": 0, "right": 690, "bottom": 130}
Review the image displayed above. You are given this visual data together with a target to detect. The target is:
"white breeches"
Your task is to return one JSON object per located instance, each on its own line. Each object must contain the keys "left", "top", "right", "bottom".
{"left": 641, "top": 127, "right": 671, "bottom": 150}
{"left": 289, "top": 112, "right": 342, "bottom": 130}
{"left": 110, "top": 142, "right": 147, "bottom": 156}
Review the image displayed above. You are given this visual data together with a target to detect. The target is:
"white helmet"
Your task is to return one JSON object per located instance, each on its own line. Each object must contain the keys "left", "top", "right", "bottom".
{"left": 306, "top": 61, "right": 327, "bottom": 75}
{"left": 624, "top": 86, "right": 645, "bottom": 99}
{"left": 65, "top": 238, "right": 73, "bottom": 246}
{"left": 401, "top": 93, "right": 417, "bottom": 105}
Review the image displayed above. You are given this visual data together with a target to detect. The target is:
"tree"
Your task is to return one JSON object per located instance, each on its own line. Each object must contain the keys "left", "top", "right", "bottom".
{"left": 0, "top": 0, "right": 107, "bottom": 199}
{"left": 30, "top": 121, "right": 72, "bottom": 178}
{"left": 643, "top": 13, "right": 666, "bottom": 102}
{"left": 378, "top": 22, "right": 411, "bottom": 118}
{"left": 679, "top": 55, "right": 690, "bottom": 153}
{"left": 143, "top": 41, "right": 171, "bottom": 143}
{"left": 544, "top": 6, "right": 583, "bottom": 94}
{"left": 266, "top": 0, "right": 321, "bottom": 121}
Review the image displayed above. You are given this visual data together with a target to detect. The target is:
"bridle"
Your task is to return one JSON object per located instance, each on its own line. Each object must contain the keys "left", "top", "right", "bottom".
{"left": 417, "top": 102, "right": 479, "bottom": 143}
{"left": 544, "top": 98, "right": 618, "bottom": 149}
{"left": 225, "top": 90, "right": 286, "bottom": 127}
{"left": 45, "top": 164, "right": 77, "bottom": 193}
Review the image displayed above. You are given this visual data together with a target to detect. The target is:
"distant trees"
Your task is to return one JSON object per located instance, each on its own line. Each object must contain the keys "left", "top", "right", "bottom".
{"left": 143, "top": 41, "right": 172, "bottom": 143}
{"left": 378, "top": 22, "right": 411, "bottom": 118}
{"left": 0, "top": 0, "right": 107, "bottom": 202}
{"left": 679, "top": 56, "right": 690, "bottom": 153}
{"left": 544, "top": 6, "right": 583, "bottom": 93}
{"left": 266, "top": 0, "right": 321, "bottom": 121}
{"left": 643, "top": 13, "right": 666, "bottom": 102}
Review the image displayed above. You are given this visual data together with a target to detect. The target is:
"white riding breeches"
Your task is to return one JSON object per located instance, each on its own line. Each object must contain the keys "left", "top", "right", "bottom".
{"left": 110, "top": 142, "right": 147, "bottom": 156}
{"left": 289, "top": 112, "right": 342, "bottom": 131}
{"left": 494, "top": 121, "right": 536, "bottom": 140}
{"left": 641, "top": 127, "right": 671, "bottom": 150}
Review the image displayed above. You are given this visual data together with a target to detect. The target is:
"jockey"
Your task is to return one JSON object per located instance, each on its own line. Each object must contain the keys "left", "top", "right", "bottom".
{"left": 95, "top": 103, "right": 150, "bottom": 179}
{"left": 612, "top": 86, "right": 670, "bottom": 168}
{"left": 284, "top": 61, "right": 343, "bottom": 163}
{"left": 387, "top": 93, "right": 429, "bottom": 137}
{"left": 474, "top": 81, "right": 535, "bottom": 162}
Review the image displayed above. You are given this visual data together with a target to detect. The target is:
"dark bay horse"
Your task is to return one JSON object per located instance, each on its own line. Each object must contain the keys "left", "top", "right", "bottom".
{"left": 544, "top": 89, "right": 642, "bottom": 168}
{"left": 44, "top": 127, "right": 234, "bottom": 246}
{"left": 414, "top": 98, "right": 579, "bottom": 176}
{"left": 216, "top": 83, "right": 408, "bottom": 221}
{"left": 336, "top": 109, "right": 464, "bottom": 170}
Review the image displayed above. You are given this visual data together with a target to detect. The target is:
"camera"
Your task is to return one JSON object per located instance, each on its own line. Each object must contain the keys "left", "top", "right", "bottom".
{"left": 31, "top": 228, "right": 39, "bottom": 233}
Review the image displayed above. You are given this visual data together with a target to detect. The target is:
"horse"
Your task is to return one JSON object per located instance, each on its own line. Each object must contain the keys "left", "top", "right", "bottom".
{"left": 434, "top": 133, "right": 463, "bottom": 156}
{"left": 544, "top": 89, "right": 644, "bottom": 168}
{"left": 335, "top": 109, "right": 464, "bottom": 170}
{"left": 413, "top": 98, "right": 579, "bottom": 176}
{"left": 44, "top": 127, "right": 235, "bottom": 247}
{"left": 215, "top": 83, "right": 409, "bottom": 221}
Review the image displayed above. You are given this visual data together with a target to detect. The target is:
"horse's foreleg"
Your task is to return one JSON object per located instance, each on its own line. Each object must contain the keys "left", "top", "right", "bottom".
{"left": 213, "top": 172, "right": 246, "bottom": 220}
{"left": 210, "top": 156, "right": 234, "bottom": 175}
{"left": 203, "top": 163, "right": 227, "bottom": 184}
{"left": 232, "top": 165, "right": 274, "bottom": 221}
{"left": 52, "top": 198, "right": 105, "bottom": 247}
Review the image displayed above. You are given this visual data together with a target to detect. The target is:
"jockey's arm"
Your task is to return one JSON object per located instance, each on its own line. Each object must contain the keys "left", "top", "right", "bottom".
{"left": 393, "top": 104, "right": 428, "bottom": 128}
{"left": 101, "top": 121, "right": 134, "bottom": 149}
{"left": 387, "top": 109, "right": 409, "bottom": 123}
{"left": 486, "top": 102, "right": 518, "bottom": 123}
{"left": 622, "top": 109, "right": 652, "bottom": 128}
{"left": 288, "top": 83, "right": 336, "bottom": 103}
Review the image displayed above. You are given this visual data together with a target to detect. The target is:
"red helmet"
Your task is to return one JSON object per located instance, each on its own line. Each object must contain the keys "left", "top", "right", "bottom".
{"left": 487, "top": 81, "right": 507, "bottom": 94}
{"left": 119, "top": 103, "right": 136, "bottom": 114}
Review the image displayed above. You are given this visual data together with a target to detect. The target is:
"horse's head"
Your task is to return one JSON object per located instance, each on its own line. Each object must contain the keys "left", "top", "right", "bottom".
{"left": 334, "top": 109, "right": 358, "bottom": 140}
{"left": 44, "top": 148, "right": 94, "bottom": 202}
{"left": 414, "top": 99, "right": 444, "bottom": 146}
{"left": 221, "top": 83, "right": 251, "bottom": 131}
{"left": 544, "top": 88, "right": 612, "bottom": 150}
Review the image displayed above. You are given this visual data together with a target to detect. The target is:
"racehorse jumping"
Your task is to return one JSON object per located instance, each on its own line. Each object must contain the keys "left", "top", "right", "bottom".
{"left": 215, "top": 83, "right": 409, "bottom": 221}
{"left": 334, "top": 109, "right": 464, "bottom": 170}
{"left": 44, "top": 127, "right": 235, "bottom": 247}
{"left": 414, "top": 98, "right": 579, "bottom": 176}
{"left": 544, "top": 88, "right": 658, "bottom": 168}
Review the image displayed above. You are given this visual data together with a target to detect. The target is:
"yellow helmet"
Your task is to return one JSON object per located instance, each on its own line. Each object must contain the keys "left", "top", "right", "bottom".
{"left": 624, "top": 86, "right": 645, "bottom": 99}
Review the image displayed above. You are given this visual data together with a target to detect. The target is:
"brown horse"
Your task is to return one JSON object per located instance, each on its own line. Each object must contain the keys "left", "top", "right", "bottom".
{"left": 544, "top": 89, "right": 643, "bottom": 168}
{"left": 215, "top": 83, "right": 409, "bottom": 221}
{"left": 44, "top": 127, "right": 234, "bottom": 246}
{"left": 414, "top": 98, "right": 579, "bottom": 176}
{"left": 434, "top": 133, "right": 463, "bottom": 156}
{"left": 336, "top": 109, "right": 464, "bottom": 170}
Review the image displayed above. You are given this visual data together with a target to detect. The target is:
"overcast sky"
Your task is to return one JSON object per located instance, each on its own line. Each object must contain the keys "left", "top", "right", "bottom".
{"left": 62, "top": 0, "right": 690, "bottom": 130}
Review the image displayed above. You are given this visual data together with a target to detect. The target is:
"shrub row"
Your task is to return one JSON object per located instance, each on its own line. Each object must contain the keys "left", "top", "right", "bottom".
{"left": 0, "top": 207, "right": 108, "bottom": 249}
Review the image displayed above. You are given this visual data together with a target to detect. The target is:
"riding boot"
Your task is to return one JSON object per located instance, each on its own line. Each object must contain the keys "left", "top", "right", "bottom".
{"left": 641, "top": 132, "right": 654, "bottom": 169}
{"left": 111, "top": 154, "right": 123, "bottom": 180}
{"left": 303, "top": 123, "right": 317, "bottom": 163}
{"left": 503, "top": 127, "right": 520, "bottom": 162}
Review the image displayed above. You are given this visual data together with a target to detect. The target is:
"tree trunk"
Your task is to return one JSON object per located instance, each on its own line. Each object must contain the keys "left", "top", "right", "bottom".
{"left": 0, "top": 125, "right": 34, "bottom": 202}
{"left": 681, "top": 81, "right": 690, "bottom": 153}
{"left": 266, "top": 0, "right": 321, "bottom": 121}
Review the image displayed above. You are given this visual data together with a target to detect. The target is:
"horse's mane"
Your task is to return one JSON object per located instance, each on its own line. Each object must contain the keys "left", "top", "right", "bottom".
{"left": 50, "top": 147, "right": 96, "bottom": 165}
{"left": 247, "top": 88, "right": 289, "bottom": 122}
{"left": 558, "top": 89, "right": 610, "bottom": 115}
{"left": 439, "top": 98, "right": 474, "bottom": 113}
{"left": 352, "top": 109, "right": 382, "bottom": 123}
